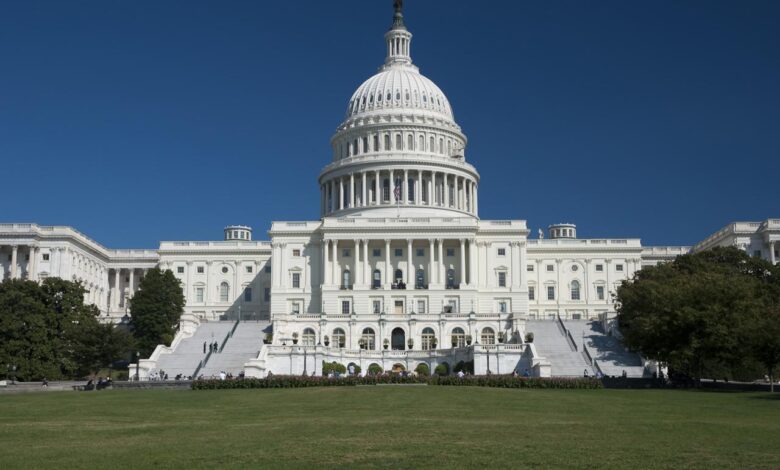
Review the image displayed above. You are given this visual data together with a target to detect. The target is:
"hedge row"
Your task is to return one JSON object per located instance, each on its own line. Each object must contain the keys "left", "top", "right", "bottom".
{"left": 191, "top": 375, "right": 603, "bottom": 390}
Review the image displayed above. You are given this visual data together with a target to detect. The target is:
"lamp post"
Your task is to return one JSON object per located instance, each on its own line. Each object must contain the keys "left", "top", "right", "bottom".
{"left": 135, "top": 351, "right": 140, "bottom": 382}
{"left": 7, "top": 364, "right": 16, "bottom": 385}
{"left": 303, "top": 345, "right": 308, "bottom": 376}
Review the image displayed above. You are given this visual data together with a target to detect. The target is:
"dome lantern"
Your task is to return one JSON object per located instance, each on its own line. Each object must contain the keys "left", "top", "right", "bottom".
{"left": 383, "top": 0, "right": 413, "bottom": 69}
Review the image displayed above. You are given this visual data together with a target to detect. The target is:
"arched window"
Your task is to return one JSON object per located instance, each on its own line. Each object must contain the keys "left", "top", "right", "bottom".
{"left": 429, "top": 136, "right": 434, "bottom": 152}
{"left": 396, "top": 134, "right": 403, "bottom": 150}
{"left": 481, "top": 327, "right": 495, "bottom": 345}
{"left": 302, "top": 328, "right": 316, "bottom": 346}
{"left": 407, "top": 134, "right": 414, "bottom": 151}
{"left": 384, "top": 134, "right": 391, "bottom": 150}
{"left": 372, "top": 269, "right": 382, "bottom": 289}
{"left": 415, "top": 268, "right": 425, "bottom": 289}
{"left": 373, "top": 135, "right": 378, "bottom": 152}
{"left": 571, "top": 280, "right": 581, "bottom": 301}
{"left": 353, "top": 139, "right": 358, "bottom": 155}
{"left": 395, "top": 91, "right": 400, "bottom": 101}
{"left": 378, "top": 92, "right": 382, "bottom": 102}
{"left": 332, "top": 328, "right": 346, "bottom": 348}
{"left": 342, "top": 269, "right": 352, "bottom": 289}
{"left": 394, "top": 269, "right": 403, "bottom": 284}
{"left": 408, "top": 178, "right": 414, "bottom": 202}
{"left": 382, "top": 178, "right": 390, "bottom": 202}
{"left": 362, "top": 136, "right": 368, "bottom": 153}
{"left": 419, "top": 135, "right": 425, "bottom": 151}
{"left": 391, "top": 327, "right": 405, "bottom": 350}
{"left": 439, "top": 138, "right": 444, "bottom": 154}
{"left": 446, "top": 268, "right": 455, "bottom": 289}
{"left": 219, "top": 282, "right": 229, "bottom": 302}
{"left": 447, "top": 140, "right": 452, "bottom": 155}
{"left": 421, "top": 327, "right": 436, "bottom": 350}
{"left": 451, "top": 327, "right": 466, "bottom": 348}
{"left": 361, "top": 328, "right": 376, "bottom": 350}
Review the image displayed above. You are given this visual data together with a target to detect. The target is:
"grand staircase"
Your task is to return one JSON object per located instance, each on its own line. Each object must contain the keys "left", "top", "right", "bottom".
{"left": 154, "top": 321, "right": 235, "bottom": 379}
{"left": 526, "top": 319, "right": 594, "bottom": 377}
{"left": 199, "top": 321, "right": 271, "bottom": 377}
{"left": 563, "top": 320, "right": 646, "bottom": 378}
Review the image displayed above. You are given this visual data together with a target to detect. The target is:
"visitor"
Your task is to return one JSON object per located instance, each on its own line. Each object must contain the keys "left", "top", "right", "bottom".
{"left": 203, "top": 341, "right": 207, "bottom": 354}
{"left": 622, "top": 369, "right": 627, "bottom": 378}
{"left": 522, "top": 369, "right": 530, "bottom": 378}
{"left": 41, "top": 377, "right": 48, "bottom": 388}
{"left": 457, "top": 370, "right": 465, "bottom": 378}
{"left": 584, "top": 369, "right": 589, "bottom": 378}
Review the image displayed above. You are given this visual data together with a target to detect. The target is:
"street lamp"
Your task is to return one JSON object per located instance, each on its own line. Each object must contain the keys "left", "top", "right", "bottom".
{"left": 7, "top": 364, "right": 16, "bottom": 385}
{"left": 135, "top": 351, "right": 140, "bottom": 382}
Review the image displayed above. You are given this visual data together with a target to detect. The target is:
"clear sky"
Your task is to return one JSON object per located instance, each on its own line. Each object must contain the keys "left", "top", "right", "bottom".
{"left": 1, "top": 0, "right": 778, "bottom": 248}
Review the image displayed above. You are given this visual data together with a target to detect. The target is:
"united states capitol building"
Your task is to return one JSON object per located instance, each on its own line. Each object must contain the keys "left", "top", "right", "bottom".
{"left": 2, "top": 4, "right": 778, "bottom": 379}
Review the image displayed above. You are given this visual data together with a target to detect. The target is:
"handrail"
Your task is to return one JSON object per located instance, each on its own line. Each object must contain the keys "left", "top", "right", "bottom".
{"left": 193, "top": 350, "right": 212, "bottom": 378}
{"left": 219, "top": 319, "right": 240, "bottom": 353}
{"left": 556, "top": 315, "right": 577, "bottom": 352}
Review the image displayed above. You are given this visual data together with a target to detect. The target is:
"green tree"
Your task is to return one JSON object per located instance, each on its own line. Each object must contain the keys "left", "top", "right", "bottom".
{"left": 129, "top": 268, "right": 184, "bottom": 356}
{"left": 616, "top": 246, "right": 780, "bottom": 382}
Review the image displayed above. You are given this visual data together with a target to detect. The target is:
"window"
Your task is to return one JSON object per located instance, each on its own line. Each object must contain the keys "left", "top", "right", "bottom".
{"left": 246, "top": 265, "right": 253, "bottom": 273}
{"left": 446, "top": 269, "right": 455, "bottom": 289}
{"left": 394, "top": 248, "right": 403, "bottom": 257}
{"left": 291, "top": 303, "right": 300, "bottom": 315}
{"left": 222, "top": 266, "right": 229, "bottom": 274}
{"left": 293, "top": 249, "right": 301, "bottom": 257}
{"left": 244, "top": 287, "right": 252, "bottom": 302}
{"left": 497, "top": 248, "right": 506, "bottom": 256}
{"left": 373, "top": 249, "right": 381, "bottom": 257}
{"left": 265, "top": 264, "right": 271, "bottom": 273}
{"left": 616, "top": 264, "right": 624, "bottom": 272}
{"left": 373, "top": 135, "right": 378, "bottom": 151}
{"left": 446, "top": 248, "right": 455, "bottom": 257}
{"left": 499, "top": 301, "right": 508, "bottom": 313}
{"left": 596, "top": 264, "right": 603, "bottom": 272}
{"left": 342, "top": 270, "right": 351, "bottom": 289}
{"left": 527, "top": 264, "right": 534, "bottom": 272}
{"left": 220, "top": 282, "right": 230, "bottom": 302}
{"left": 451, "top": 327, "right": 465, "bottom": 348}
{"left": 372, "top": 300, "right": 381, "bottom": 314}
{"left": 343, "top": 248, "right": 351, "bottom": 257}
{"left": 416, "top": 248, "right": 424, "bottom": 257}
{"left": 395, "top": 134, "right": 402, "bottom": 150}
{"left": 394, "top": 300, "right": 404, "bottom": 314}
{"left": 42, "top": 253, "right": 50, "bottom": 261}
{"left": 197, "top": 266, "right": 204, "bottom": 274}
{"left": 571, "top": 264, "right": 579, "bottom": 272}
{"left": 196, "top": 287, "right": 204, "bottom": 303}
{"left": 571, "top": 281, "right": 580, "bottom": 301}
{"left": 529, "top": 286, "right": 535, "bottom": 301}
{"left": 480, "top": 327, "right": 495, "bottom": 345}
{"left": 264, "top": 287, "right": 270, "bottom": 302}
{"left": 292, "top": 273, "right": 301, "bottom": 288}
{"left": 417, "top": 300, "right": 425, "bottom": 314}
{"left": 547, "top": 286, "right": 555, "bottom": 300}
{"left": 177, "top": 266, "right": 184, "bottom": 274}
{"left": 332, "top": 328, "right": 346, "bottom": 348}
{"left": 372, "top": 269, "right": 381, "bottom": 289}
{"left": 384, "top": 134, "right": 390, "bottom": 150}
{"left": 546, "top": 265, "right": 554, "bottom": 272}
{"left": 597, "top": 285, "right": 605, "bottom": 300}
{"left": 361, "top": 328, "right": 376, "bottom": 350}
{"left": 394, "top": 269, "right": 403, "bottom": 284}
{"left": 302, "top": 328, "right": 316, "bottom": 346}
{"left": 415, "top": 268, "right": 425, "bottom": 289}
{"left": 421, "top": 327, "right": 436, "bottom": 350}
{"left": 341, "top": 300, "right": 350, "bottom": 314}
{"left": 498, "top": 272, "right": 507, "bottom": 287}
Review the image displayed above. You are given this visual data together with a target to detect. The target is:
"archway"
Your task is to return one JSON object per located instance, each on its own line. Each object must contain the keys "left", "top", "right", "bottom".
{"left": 391, "top": 363, "right": 406, "bottom": 373}
{"left": 391, "top": 327, "right": 406, "bottom": 351}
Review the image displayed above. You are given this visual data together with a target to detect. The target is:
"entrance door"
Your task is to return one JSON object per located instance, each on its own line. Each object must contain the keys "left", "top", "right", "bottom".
{"left": 391, "top": 327, "right": 406, "bottom": 350}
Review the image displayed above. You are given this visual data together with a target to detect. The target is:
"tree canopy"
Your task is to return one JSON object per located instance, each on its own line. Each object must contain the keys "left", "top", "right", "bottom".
{"left": 0, "top": 278, "right": 134, "bottom": 381}
{"left": 616, "top": 246, "right": 780, "bottom": 384}
{"left": 129, "top": 268, "right": 184, "bottom": 356}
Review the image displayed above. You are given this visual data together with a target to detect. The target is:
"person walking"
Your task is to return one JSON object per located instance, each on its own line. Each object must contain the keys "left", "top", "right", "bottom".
{"left": 203, "top": 341, "right": 207, "bottom": 354}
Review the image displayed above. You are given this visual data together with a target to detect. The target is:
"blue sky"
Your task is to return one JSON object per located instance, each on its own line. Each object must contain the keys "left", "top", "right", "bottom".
{"left": 1, "top": 0, "right": 778, "bottom": 248}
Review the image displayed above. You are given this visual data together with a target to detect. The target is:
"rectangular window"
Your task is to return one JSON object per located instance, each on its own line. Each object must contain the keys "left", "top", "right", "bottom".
{"left": 595, "top": 264, "right": 603, "bottom": 272}
{"left": 292, "top": 273, "right": 300, "bottom": 288}
{"left": 616, "top": 264, "right": 624, "bottom": 272}
{"left": 246, "top": 265, "right": 253, "bottom": 273}
{"left": 527, "top": 264, "right": 534, "bottom": 272}
{"left": 497, "top": 248, "right": 506, "bottom": 256}
{"left": 196, "top": 288, "right": 204, "bottom": 303}
{"left": 244, "top": 288, "right": 252, "bottom": 302}
{"left": 546, "top": 265, "right": 554, "bottom": 272}
{"left": 265, "top": 264, "right": 271, "bottom": 273}
{"left": 416, "top": 248, "right": 424, "bottom": 257}
{"left": 597, "top": 286, "right": 605, "bottom": 300}
{"left": 372, "top": 300, "right": 381, "bottom": 314}
{"left": 293, "top": 249, "right": 301, "bottom": 257}
{"left": 394, "top": 248, "right": 403, "bottom": 257}
{"left": 417, "top": 300, "right": 426, "bottom": 314}
{"left": 341, "top": 300, "right": 350, "bottom": 314}
{"left": 291, "top": 303, "right": 300, "bottom": 315}
{"left": 394, "top": 300, "right": 404, "bottom": 314}
{"left": 529, "top": 286, "right": 535, "bottom": 301}
{"left": 197, "top": 266, "right": 204, "bottom": 274}
{"left": 446, "top": 248, "right": 455, "bottom": 257}
{"left": 343, "top": 248, "right": 351, "bottom": 257}
{"left": 753, "top": 250, "right": 761, "bottom": 258}
{"left": 498, "top": 272, "right": 507, "bottom": 287}
{"left": 499, "top": 301, "right": 507, "bottom": 313}
{"left": 42, "top": 253, "right": 50, "bottom": 261}
{"left": 547, "top": 286, "right": 555, "bottom": 300}
{"left": 373, "top": 249, "right": 381, "bottom": 257}
{"left": 264, "top": 287, "right": 270, "bottom": 302}
{"left": 177, "top": 266, "right": 184, "bottom": 274}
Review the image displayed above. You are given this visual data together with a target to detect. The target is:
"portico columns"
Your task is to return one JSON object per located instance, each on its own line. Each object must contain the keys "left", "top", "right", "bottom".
{"left": 771, "top": 241, "right": 777, "bottom": 264}
{"left": 28, "top": 246, "right": 37, "bottom": 281}
{"left": 428, "top": 239, "right": 435, "bottom": 285}
{"left": 332, "top": 240, "right": 339, "bottom": 286}
{"left": 339, "top": 179, "right": 344, "bottom": 210}
{"left": 384, "top": 239, "right": 391, "bottom": 288}
{"left": 355, "top": 239, "right": 362, "bottom": 287}
{"left": 469, "top": 239, "right": 477, "bottom": 286}
{"left": 129, "top": 268, "right": 135, "bottom": 300}
{"left": 113, "top": 269, "right": 120, "bottom": 310}
{"left": 11, "top": 246, "right": 18, "bottom": 279}
{"left": 374, "top": 170, "right": 380, "bottom": 204}
{"left": 349, "top": 173, "right": 355, "bottom": 208}
{"left": 474, "top": 184, "right": 478, "bottom": 216}
{"left": 407, "top": 239, "right": 413, "bottom": 286}
{"left": 361, "top": 172, "right": 367, "bottom": 207}
{"left": 427, "top": 173, "right": 433, "bottom": 205}
{"left": 459, "top": 239, "right": 466, "bottom": 286}
{"left": 444, "top": 174, "right": 450, "bottom": 207}
{"left": 403, "top": 169, "right": 408, "bottom": 204}
{"left": 322, "top": 241, "right": 330, "bottom": 285}
{"left": 362, "top": 239, "right": 370, "bottom": 285}
{"left": 437, "top": 239, "right": 444, "bottom": 284}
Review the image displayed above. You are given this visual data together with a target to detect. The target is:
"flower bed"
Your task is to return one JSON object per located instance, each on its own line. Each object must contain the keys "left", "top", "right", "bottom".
{"left": 192, "top": 375, "right": 602, "bottom": 390}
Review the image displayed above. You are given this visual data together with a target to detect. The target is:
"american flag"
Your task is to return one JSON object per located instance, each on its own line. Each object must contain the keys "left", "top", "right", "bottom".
{"left": 393, "top": 180, "right": 401, "bottom": 201}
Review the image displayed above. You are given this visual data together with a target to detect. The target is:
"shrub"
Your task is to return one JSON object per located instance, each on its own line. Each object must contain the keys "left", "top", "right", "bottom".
{"left": 434, "top": 363, "right": 449, "bottom": 376}
{"left": 525, "top": 332, "right": 534, "bottom": 343}
{"left": 368, "top": 363, "right": 383, "bottom": 375}
{"left": 321, "top": 361, "right": 346, "bottom": 375}
{"left": 415, "top": 363, "right": 430, "bottom": 376}
{"left": 453, "top": 361, "right": 466, "bottom": 373}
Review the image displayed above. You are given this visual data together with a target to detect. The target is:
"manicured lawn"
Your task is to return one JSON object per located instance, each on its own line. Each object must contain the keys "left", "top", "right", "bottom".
{"left": 0, "top": 387, "right": 778, "bottom": 469}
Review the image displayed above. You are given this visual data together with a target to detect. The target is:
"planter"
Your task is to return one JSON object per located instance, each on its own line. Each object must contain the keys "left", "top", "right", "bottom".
{"left": 324, "top": 341, "right": 330, "bottom": 347}
{"left": 384, "top": 345, "right": 388, "bottom": 350}
{"left": 292, "top": 339, "right": 298, "bottom": 345}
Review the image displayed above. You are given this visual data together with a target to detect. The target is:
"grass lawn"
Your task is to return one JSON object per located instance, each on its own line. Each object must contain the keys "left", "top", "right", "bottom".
{"left": 0, "top": 387, "right": 778, "bottom": 469}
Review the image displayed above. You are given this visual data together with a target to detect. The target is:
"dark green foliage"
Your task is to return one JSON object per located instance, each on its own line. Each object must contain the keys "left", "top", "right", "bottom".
{"left": 414, "top": 362, "right": 430, "bottom": 376}
{"left": 129, "top": 268, "right": 185, "bottom": 356}
{"left": 435, "top": 363, "right": 449, "bottom": 376}
{"left": 367, "top": 363, "right": 383, "bottom": 375}
{"left": 321, "top": 361, "right": 347, "bottom": 375}
{"left": 525, "top": 332, "right": 534, "bottom": 343}
{"left": 0, "top": 278, "right": 133, "bottom": 381}
{"left": 616, "top": 246, "right": 780, "bottom": 382}
{"left": 191, "top": 375, "right": 603, "bottom": 390}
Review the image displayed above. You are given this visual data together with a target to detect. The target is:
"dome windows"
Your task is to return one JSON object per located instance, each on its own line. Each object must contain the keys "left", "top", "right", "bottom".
{"left": 395, "top": 91, "right": 400, "bottom": 101}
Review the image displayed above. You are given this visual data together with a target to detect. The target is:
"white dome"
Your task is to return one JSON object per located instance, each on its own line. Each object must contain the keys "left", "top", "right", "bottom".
{"left": 345, "top": 66, "right": 454, "bottom": 121}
